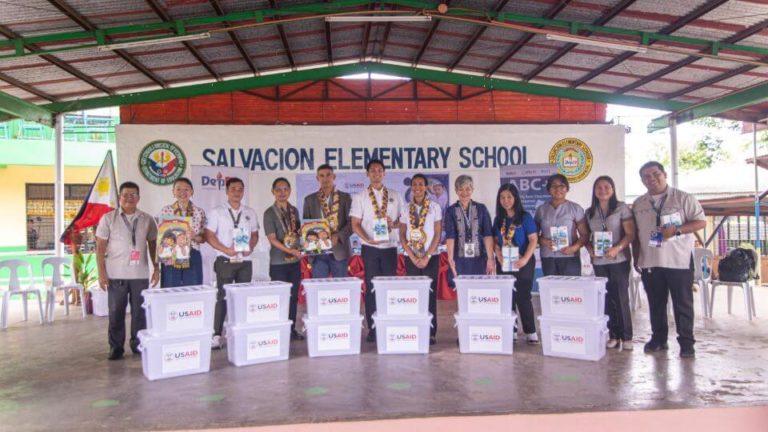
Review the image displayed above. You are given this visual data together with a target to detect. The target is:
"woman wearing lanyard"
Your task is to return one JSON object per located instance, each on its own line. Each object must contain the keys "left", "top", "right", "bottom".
{"left": 535, "top": 174, "right": 589, "bottom": 276}
{"left": 585, "top": 176, "right": 635, "bottom": 350}
{"left": 399, "top": 174, "right": 442, "bottom": 345}
{"left": 157, "top": 177, "right": 207, "bottom": 287}
{"left": 263, "top": 178, "right": 304, "bottom": 340}
{"left": 492, "top": 184, "right": 540, "bottom": 344}
{"left": 445, "top": 175, "right": 495, "bottom": 278}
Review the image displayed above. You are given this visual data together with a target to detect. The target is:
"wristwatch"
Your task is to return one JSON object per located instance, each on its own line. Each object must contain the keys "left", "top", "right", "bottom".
{"left": 675, "top": 229, "right": 682, "bottom": 238}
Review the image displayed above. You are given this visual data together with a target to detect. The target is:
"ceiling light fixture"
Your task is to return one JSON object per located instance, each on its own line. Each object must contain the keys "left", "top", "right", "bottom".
{"left": 97, "top": 32, "right": 211, "bottom": 51}
{"left": 325, "top": 15, "right": 432, "bottom": 22}
{"left": 546, "top": 34, "right": 647, "bottom": 53}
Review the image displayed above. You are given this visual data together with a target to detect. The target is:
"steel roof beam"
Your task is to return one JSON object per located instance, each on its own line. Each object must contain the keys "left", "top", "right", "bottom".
{"left": 447, "top": 0, "right": 509, "bottom": 71}
{"left": 0, "top": 72, "right": 58, "bottom": 102}
{"left": 569, "top": 0, "right": 729, "bottom": 88}
{"left": 0, "top": 91, "right": 54, "bottom": 125}
{"left": 268, "top": 0, "right": 296, "bottom": 69}
{"left": 413, "top": 0, "right": 449, "bottom": 65}
{"left": 209, "top": 0, "right": 259, "bottom": 74}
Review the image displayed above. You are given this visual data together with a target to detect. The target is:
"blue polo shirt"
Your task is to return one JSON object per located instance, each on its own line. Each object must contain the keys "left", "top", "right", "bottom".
{"left": 492, "top": 212, "right": 537, "bottom": 252}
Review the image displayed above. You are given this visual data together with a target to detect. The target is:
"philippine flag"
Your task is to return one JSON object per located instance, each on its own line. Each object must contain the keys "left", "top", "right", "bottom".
{"left": 60, "top": 151, "right": 118, "bottom": 246}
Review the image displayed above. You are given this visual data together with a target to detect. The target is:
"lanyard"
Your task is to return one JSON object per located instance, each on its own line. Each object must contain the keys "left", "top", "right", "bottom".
{"left": 596, "top": 206, "right": 608, "bottom": 231}
{"left": 649, "top": 195, "right": 667, "bottom": 227}
{"left": 460, "top": 201, "right": 473, "bottom": 241}
{"left": 120, "top": 213, "right": 139, "bottom": 248}
{"left": 228, "top": 208, "right": 242, "bottom": 229}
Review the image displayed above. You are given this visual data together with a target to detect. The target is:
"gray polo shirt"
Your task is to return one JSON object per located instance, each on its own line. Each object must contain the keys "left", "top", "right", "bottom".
{"left": 263, "top": 204, "right": 302, "bottom": 266}
{"left": 632, "top": 187, "right": 705, "bottom": 270}
{"left": 586, "top": 202, "right": 633, "bottom": 266}
{"left": 535, "top": 200, "right": 585, "bottom": 259}
{"left": 96, "top": 208, "right": 158, "bottom": 280}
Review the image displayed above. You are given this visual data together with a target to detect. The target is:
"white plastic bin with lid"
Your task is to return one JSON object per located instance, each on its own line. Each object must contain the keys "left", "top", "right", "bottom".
{"left": 372, "top": 313, "right": 432, "bottom": 354}
{"left": 538, "top": 276, "right": 607, "bottom": 319}
{"left": 454, "top": 313, "right": 517, "bottom": 355}
{"left": 137, "top": 329, "right": 212, "bottom": 380}
{"left": 454, "top": 275, "right": 516, "bottom": 316}
{"left": 224, "top": 320, "right": 291, "bottom": 366}
{"left": 372, "top": 276, "right": 431, "bottom": 316}
{"left": 539, "top": 315, "right": 609, "bottom": 361}
{"left": 302, "top": 277, "right": 362, "bottom": 318}
{"left": 142, "top": 285, "right": 217, "bottom": 335}
{"left": 90, "top": 288, "right": 108, "bottom": 317}
{"left": 224, "top": 281, "right": 291, "bottom": 325}
{"left": 303, "top": 314, "right": 363, "bottom": 357}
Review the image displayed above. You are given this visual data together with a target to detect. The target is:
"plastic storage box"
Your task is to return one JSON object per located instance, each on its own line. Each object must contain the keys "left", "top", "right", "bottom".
{"left": 224, "top": 281, "right": 291, "bottom": 325}
{"left": 454, "top": 313, "right": 517, "bottom": 355}
{"left": 90, "top": 288, "right": 108, "bottom": 317}
{"left": 303, "top": 314, "right": 363, "bottom": 357}
{"left": 372, "top": 313, "right": 432, "bottom": 354}
{"left": 455, "top": 275, "right": 516, "bottom": 316}
{"left": 141, "top": 285, "right": 217, "bottom": 334}
{"left": 137, "top": 329, "right": 213, "bottom": 380}
{"left": 539, "top": 315, "right": 609, "bottom": 361}
{"left": 538, "top": 276, "right": 607, "bottom": 319}
{"left": 372, "top": 276, "right": 431, "bottom": 316}
{"left": 302, "top": 277, "right": 362, "bottom": 318}
{"left": 224, "top": 320, "right": 291, "bottom": 366}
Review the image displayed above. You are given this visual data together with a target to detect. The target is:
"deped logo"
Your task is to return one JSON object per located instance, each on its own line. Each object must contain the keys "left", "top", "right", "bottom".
{"left": 201, "top": 172, "right": 227, "bottom": 190}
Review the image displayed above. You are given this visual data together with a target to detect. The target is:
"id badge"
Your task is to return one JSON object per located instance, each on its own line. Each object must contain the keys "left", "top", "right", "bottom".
{"left": 502, "top": 246, "right": 519, "bottom": 272}
{"left": 233, "top": 227, "right": 251, "bottom": 253}
{"left": 128, "top": 249, "right": 140, "bottom": 266}
{"left": 372, "top": 217, "right": 389, "bottom": 242}
{"left": 648, "top": 230, "right": 663, "bottom": 248}
{"left": 464, "top": 243, "right": 476, "bottom": 258}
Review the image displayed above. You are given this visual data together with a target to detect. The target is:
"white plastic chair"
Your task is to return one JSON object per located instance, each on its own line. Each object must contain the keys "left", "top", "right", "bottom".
{"left": 42, "top": 257, "right": 86, "bottom": 322}
{"left": 709, "top": 250, "right": 757, "bottom": 321}
{"left": 693, "top": 248, "right": 714, "bottom": 319}
{"left": 0, "top": 259, "right": 45, "bottom": 329}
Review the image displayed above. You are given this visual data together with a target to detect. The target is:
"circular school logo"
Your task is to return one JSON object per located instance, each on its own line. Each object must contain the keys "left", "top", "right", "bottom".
{"left": 548, "top": 138, "right": 593, "bottom": 183}
{"left": 139, "top": 140, "right": 186, "bottom": 185}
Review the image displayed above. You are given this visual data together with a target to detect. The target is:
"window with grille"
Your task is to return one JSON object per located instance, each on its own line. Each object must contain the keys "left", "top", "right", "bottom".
{"left": 26, "top": 183, "right": 91, "bottom": 251}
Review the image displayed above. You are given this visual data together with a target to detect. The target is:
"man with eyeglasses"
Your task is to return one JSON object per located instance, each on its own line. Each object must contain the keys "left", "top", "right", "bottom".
{"left": 632, "top": 161, "right": 705, "bottom": 359}
{"left": 96, "top": 181, "right": 159, "bottom": 360}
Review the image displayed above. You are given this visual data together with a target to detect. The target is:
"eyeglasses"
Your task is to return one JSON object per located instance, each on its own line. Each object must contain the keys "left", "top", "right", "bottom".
{"left": 120, "top": 193, "right": 139, "bottom": 198}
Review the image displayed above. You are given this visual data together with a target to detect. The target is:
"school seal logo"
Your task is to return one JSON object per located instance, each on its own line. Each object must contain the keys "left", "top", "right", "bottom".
{"left": 548, "top": 138, "right": 593, "bottom": 183}
{"left": 139, "top": 140, "right": 186, "bottom": 185}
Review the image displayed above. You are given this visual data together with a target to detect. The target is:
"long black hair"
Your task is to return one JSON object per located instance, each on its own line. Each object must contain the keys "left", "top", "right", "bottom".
{"left": 587, "top": 175, "right": 619, "bottom": 219}
{"left": 495, "top": 183, "right": 526, "bottom": 227}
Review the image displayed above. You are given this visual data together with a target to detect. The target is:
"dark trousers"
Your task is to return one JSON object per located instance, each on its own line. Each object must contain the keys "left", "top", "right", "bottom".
{"left": 541, "top": 256, "right": 581, "bottom": 276}
{"left": 594, "top": 260, "right": 633, "bottom": 341}
{"left": 361, "top": 245, "right": 398, "bottom": 331}
{"left": 311, "top": 254, "right": 349, "bottom": 278}
{"left": 213, "top": 257, "right": 252, "bottom": 336}
{"left": 107, "top": 279, "right": 149, "bottom": 351}
{"left": 161, "top": 248, "right": 203, "bottom": 287}
{"left": 641, "top": 265, "right": 695, "bottom": 348}
{"left": 404, "top": 255, "right": 439, "bottom": 336}
{"left": 269, "top": 262, "right": 301, "bottom": 331}
{"left": 497, "top": 256, "right": 537, "bottom": 334}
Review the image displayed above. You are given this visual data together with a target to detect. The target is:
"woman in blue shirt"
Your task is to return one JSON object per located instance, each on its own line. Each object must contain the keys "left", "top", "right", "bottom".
{"left": 444, "top": 175, "right": 495, "bottom": 278}
{"left": 493, "top": 183, "right": 540, "bottom": 344}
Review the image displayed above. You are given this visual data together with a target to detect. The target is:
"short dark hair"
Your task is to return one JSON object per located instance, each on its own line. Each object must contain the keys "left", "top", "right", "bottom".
{"left": 366, "top": 159, "right": 385, "bottom": 172}
{"left": 411, "top": 174, "right": 428, "bottom": 186}
{"left": 272, "top": 177, "right": 290, "bottom": 190}
{"left": 119, "top": 181, "right": 140, "bottom": 195}
{"left": 639, "top": 161, "right": 665, "bottom": 176}
{"left": 173, "top": 177, "right": 193, "bottom": 189}
{"left": 545, "top": 174, "right": 569, "bottom": 191}
{"left": 317, "top": 164, "right": 334, "bottom": 173}
{"left": 225, "top": 177, "right": 244, "bottom": 190}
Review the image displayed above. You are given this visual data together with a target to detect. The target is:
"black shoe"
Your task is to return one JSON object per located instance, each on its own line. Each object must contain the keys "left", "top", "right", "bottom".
{"left": 680, "top": 346, "right": 696, "bottom": 358}
{"left": 130, "top": 342, "right": 141, "bottom": 355}
{"left": 108, "top": 348, "right": 124, "bottom": 360}
{"left": 366, "top": 330, "right": 376, "bottom": 343}
{"left": 291, "top": 330, "right": 305, "bottom": 341}
{"left": 643, "top": 341, "right": 669, "bottom": 354}
{"left": 430, "top": 336, "right": 437, "bottom": 346}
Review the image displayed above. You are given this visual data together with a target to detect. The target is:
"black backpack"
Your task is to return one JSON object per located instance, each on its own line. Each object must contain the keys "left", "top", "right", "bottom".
{"left": 718, "top": 248, "right": 757, "bottom": 282}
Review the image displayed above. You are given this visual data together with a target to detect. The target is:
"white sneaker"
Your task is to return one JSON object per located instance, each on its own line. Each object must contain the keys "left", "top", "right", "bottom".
{"left": 606, "top": 339, "right": 620, "bottom": 349}
{"left": 621, "top": 340, "right": 633, "bottom": 351}
{"left": 211, "top": 335, "right": 223, "bottom": 350}
{"left": 526, "top": 333, "right": 540, "bottom": 344}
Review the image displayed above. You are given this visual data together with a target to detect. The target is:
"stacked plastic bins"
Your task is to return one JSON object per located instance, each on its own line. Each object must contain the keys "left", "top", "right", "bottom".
{"left": 137, "top": 285, "right": 217, "bottom": 380}
{"left": 302, "top": 277, "right": 364, "bottom": 357}
{"left": 223, "top": 281, "right": 293, "bottom": 366}
{"left": 371, "top": 276, "right": 432, "bottom": 354}
{"left": 453, "top": 275, "right": 517, "bottom": 355}
{"left": 537, "top": 276, "right": 609, "bottom": 361}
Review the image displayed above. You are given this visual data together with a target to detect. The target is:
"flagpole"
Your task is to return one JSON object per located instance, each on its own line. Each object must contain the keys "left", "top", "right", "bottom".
{"left": 54, "top": 113, "right": 65, "bottom": 257}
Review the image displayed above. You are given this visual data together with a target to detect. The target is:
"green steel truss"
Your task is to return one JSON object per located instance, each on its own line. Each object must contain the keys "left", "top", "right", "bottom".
{"left": 0, "top": 92, "right": 54, "bottom": 126}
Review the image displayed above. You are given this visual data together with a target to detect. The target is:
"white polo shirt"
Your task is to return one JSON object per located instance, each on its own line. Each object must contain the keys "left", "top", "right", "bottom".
{"left": 205, "top": 203, "right": 260, "bottom": 258}
{"left": 399, "top": 200, "right": 442, "bottom": 250}
{"left": 349, "top": 186, "right": 404, "bottom": 249}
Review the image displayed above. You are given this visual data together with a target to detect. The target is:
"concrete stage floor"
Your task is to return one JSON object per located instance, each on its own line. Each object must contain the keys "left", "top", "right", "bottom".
{"left": 1, "top": 287, "right": 767, "bottom": 431}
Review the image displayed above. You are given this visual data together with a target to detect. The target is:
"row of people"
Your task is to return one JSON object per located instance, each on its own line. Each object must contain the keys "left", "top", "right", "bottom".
{"left": 96, "top": 159, "right": 704, "bottom": 360}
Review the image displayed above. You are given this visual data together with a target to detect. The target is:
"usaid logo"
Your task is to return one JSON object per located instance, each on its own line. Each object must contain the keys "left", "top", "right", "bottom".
{"left": 249, "top": 303, "right": 278, "bottom": 312}
{"left": 553, "top": 333, "right": 585, "bottom": 344}
{"left": 201, "top": 172, "right": 228, "bottom": 190}
{"left": 169, "top": 309, "right": 203, "bottom": 320}
{"left": 388, "top": 333, "right": 417, "bottom": 341}
{"left": 471, "top": 333, "right": 502, "bottom": 342}
{"left": 164, "top": 349, "right": 199, "bottom": 362}
{"left": 319, "top": 331, "right": 349, "bottom": 341}
{"left": 552, "top": 296, "right": 583, "bottom": 305}
{"left": 469, "top": 296, "right": 500, "bottom": 304}
{"left": 388, "top": 296, "right": 418, "bottom": 305}
{"left": 320, "top": 296, "right": 349, "bottom": 306}
{"left": 249, "top": 339, "right": 279, "bottom": 350}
